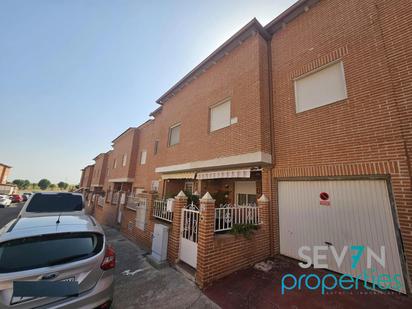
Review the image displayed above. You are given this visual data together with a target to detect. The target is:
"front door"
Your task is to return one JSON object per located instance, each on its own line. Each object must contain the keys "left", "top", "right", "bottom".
{"left": 179, "top": 204, "right": 200, "bottom": 268}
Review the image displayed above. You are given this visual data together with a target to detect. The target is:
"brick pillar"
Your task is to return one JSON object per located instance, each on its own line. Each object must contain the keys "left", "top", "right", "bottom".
{"left": 261, "top": 168, "right": 276, "bottom": 256}
{"left": 196, "top": 192, "right": 215, "bottom": 288}
{"left": 144, "top": 192, "right": 157, "bottom": 248}
{"left": 257, "top": 194, "right": 270, "bottom": 230}
{"left": 167, "top": 191, "right": 187, "bottom": 265}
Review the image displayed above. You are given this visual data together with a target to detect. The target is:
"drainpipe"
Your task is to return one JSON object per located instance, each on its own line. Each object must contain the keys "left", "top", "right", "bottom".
{"left": 266, "top": 35, "right": 276, "bottom": 257}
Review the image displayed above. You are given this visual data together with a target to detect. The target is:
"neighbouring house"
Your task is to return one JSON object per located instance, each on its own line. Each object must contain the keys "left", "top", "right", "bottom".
{"left": 0, "top": 163, "right": 17, "bottom": 194}
{"left": 79, "top": 164, "right": 94, "bottom": 192}
{"left": 81, "top": 0, "right": 412, "bottom": 293}
{"left": 0, "top": 163, "right": 11, "bottom": 185}
{"left": 90, "top": 152, "right": 109, "bottom": 193}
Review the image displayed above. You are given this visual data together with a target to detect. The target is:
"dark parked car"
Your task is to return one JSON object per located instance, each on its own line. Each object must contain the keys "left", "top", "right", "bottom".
{"left": 21, "top": 193, "right": 32, "bottom": 202}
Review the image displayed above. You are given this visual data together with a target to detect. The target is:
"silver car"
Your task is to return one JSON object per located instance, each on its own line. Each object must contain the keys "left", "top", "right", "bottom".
{"left": 0, "top": 215, "right": 114, "bottom": 308}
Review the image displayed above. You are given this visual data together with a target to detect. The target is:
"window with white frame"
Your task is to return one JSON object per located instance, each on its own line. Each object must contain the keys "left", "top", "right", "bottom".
{"left": 210, "top": 100, "right": 231, "bottom": 132}
{"left": 235, "top": 181, "right": 257, "bottom": 206}
{"left": 151, "top": 180, "right": 159, "bottom": 192}
{"left": 184, "top": 181, "right": 194, "bottom": 194}
{"left": 168, "top": 124, "right": 180, "bottom": 146}
{"left": 122, "top": 154, "right": 127, "bottom": 166}
{"left": 294, "top": 61, "right": 348, "bottom": 113}
{"left": 140, "top": 150, "right": 147, "bottom": 165}
{"left": 113, "top": 159, "right": 117, "bottom": 169}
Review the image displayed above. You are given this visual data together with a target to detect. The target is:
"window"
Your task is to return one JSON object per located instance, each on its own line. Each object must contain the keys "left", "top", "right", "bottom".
{"left": 210, "top": 100, "right": 231, "bottom": 132}
{"left": 237, "top": 193, "right": 257, "bottom": 206}
{"left": 184, "top": 181, "right": 194, "bottom": 194}
{"left": 235, "top": 181, "right": 257, "bottom": 206}
{"left": 113, "top": 159, "right": 117, "bottom": 169}
{"left": 0, "top": 232, "right": 103, "bottom": 273}
{"left": 140, "top": 150, "right": 147, "bottom": 165}
{"left": 122, "top": 154, "right": 127, "bottom": 166}
{"left": 168, "top": 124, "right": 180, "bottom": 146}
{"left": 154, "top": 140, "right": 159, "bottom": 155}
{"left": 294, "top": 61, "right": 348, "bottom": 113}
{"left": 151, "top": 180, "right": 159, "bottom": 192}
{"left": 26, "top": 193, "right": 83, "bottom": 212}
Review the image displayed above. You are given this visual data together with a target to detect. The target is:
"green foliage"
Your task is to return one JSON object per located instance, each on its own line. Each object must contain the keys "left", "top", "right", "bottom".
{"left": 50, "top": 184, "right": 57, "bottom": 189}
{"left": 229, "top": 224, "right": 260, "bottom": 239}
{"left": 12, "top": 179, "right": 24, "bottom": 189}
{"left": 38, "top": 179, "right": 51, "bottom": 190}
{"left": 22, "top": 180, "right": 30, "bottom": 189}
{"left": 57, "top": 181, "right": 69, "bottom": 190}
{"left": 12, "top": 179, "right": 31, "bottom": 190}
{"left": 184, "top": 191, "right": 200, "bottom": 205}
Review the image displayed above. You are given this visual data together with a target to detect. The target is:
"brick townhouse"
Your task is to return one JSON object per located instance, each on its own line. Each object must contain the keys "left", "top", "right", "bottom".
{"left": 81, "top": 0, "right": 412, "bottom": 292}
{"left": 79, "top": 164, "right": 94, "bottom": 191}
{"left": 0, "top": 163, "right": 17, "bottom": 194}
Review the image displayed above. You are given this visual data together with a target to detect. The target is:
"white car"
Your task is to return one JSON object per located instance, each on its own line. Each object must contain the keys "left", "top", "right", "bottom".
{"left": 19, "top": 192, "right": 85, "bottom": 218}
{"left": 0, "top": 215, "right": 114, "bottom": 308}
{"left": 0, "top": 195, "right": 12, "bottom": 208}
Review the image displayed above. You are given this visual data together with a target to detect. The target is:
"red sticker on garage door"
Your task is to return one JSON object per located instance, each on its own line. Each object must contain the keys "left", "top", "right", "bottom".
{"left": 320, "top": 192, "right": 330, "bottom": 206}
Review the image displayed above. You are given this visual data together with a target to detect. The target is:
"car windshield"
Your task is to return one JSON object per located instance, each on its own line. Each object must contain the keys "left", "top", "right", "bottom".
{"left": 26, "top": 194, "right": 83, "bottom": 213}
{"left": 0, "top": 233, "right": 103, "bottom": 273}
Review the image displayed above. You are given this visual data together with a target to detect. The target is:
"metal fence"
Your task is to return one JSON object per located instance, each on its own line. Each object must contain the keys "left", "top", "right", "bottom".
{"left": 214, "top": 204, "right": 260, "bottom": 232}
{"left": 153, "top": 199, "right": 173, "bottom": 222}
{"left": 126, "top": 196, "right": 139, "bottom": 211}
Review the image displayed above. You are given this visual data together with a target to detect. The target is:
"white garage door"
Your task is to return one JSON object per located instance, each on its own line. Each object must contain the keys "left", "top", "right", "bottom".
{"left": 279, "top": 179, "right": 406, "bottom": 293}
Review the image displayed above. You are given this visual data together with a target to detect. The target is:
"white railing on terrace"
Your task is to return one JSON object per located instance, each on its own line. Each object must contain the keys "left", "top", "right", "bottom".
{"left": 98, "top": 196, "right": 105, "bottom": 207}
{"left": 153, "top": 199, "right": 173, "bottom": 222}
{"left": 214, "top": 204, "right": 260, "bottom": 232}
{"left": 126, "top": 196, "right": 147, "bottom": 211}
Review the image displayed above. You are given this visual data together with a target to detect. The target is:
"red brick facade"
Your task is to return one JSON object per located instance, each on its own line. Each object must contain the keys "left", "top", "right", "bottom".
{"left": 82, "top": 0, "right": 412, "bottom": 290}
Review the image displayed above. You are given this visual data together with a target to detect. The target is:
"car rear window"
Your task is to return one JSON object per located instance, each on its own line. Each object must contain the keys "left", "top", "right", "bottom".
{"left": 0, "top": 233, "right": 103, "bottom": 273}
{"left": 26, "top": 194, "right": 83, "bottom": 212}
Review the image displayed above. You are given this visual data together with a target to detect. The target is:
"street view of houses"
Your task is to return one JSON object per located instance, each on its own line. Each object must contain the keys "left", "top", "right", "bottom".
{"left": 1, "top": 0, "right": 412, "bottom": 308}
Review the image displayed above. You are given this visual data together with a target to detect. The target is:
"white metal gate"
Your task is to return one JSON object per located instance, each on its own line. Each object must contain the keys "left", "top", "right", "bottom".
{"left": 180, "top": 204, "right": 200, "bottom": 269}
{"left": 279, "top": 179, "right": 406, "bottom": 293}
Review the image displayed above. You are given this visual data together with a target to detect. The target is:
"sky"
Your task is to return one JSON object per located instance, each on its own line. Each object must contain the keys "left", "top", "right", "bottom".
{"left": 0, "top": 0, "right": 296, "bottom": 184}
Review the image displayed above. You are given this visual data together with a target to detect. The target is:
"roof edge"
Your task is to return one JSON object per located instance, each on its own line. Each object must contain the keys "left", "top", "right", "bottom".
{"left": 156, "top": 18, "right": 269, "bottom": 104}
{"left": 111, "top": 127, "right": 137, "bottom": 144}
{"left": 264, "top": 0, "right": 320, "bottom": 34}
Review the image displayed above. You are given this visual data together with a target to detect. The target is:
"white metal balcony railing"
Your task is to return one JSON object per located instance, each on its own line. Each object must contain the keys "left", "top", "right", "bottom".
{"left": 98, "top": 196, "right": 105, "bottom": 207}
{"left": 126, "top": 196, "right": 139, "bottom": 211}
{"left": 153, "top": 199, "right": 173, "bottom": 222}
{"left": 214, "top": 204, "right": 261, "bottom": 232}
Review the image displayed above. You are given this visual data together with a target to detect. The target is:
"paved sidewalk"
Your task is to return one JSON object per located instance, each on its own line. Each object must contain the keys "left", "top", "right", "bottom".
{"left": 204, "top": 256, "right": 412, "bottom": 309}
{"left": 103, "top": 226, "right": 219, "bottom": 309}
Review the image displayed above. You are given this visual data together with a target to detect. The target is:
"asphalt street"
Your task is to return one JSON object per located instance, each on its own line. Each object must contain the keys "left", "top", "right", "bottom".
{"left": 0, "top": 203, "right": 23, "bottom": 228}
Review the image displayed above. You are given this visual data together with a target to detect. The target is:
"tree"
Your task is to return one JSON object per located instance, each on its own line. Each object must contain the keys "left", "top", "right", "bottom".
{"left": 38, "top": 179, "right": 51, "bottom": 190}
{"left": 58, "top": 181, "right": 69, "bottom": 190}
{"left": 50, "top": 184, "right": 57, "bottom": 190}
{"left": 22, "top": 180, "right": 30, "bottom": 190}
{"left": 12, "top": 179, "right": 24, "bottom": 189}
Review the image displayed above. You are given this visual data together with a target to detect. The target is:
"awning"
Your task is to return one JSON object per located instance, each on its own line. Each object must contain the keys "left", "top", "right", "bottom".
{"left": 196, "top": 169, "right": 251, "bottom": 180}
{"left": 161, "top": 172, "right": 196, "bottom": 180}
